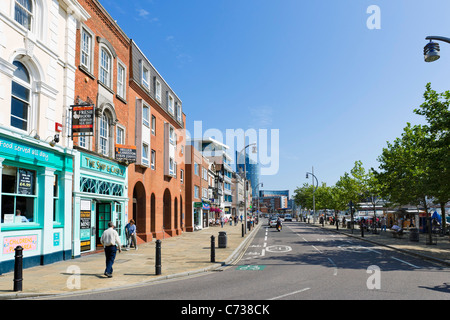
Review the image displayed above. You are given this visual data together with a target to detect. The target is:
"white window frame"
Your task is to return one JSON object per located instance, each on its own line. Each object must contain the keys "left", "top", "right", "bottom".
{"left": 99, "top": 114, "right": 110, "bottom": 156}
{"left": 167, "top": 93, "right": 174, "bottom": 115}
{"left": 142, "top": 143, "right": 149, "bottom": 166}
{"left": 155, "top": 79, "right": 162, "bottom": 102}
{"left": 169, "top": 157, "right": 174, "bottom": 176}
{"left": 141, "top": 64, "right": 150, "bottom": 90}
{"left": 116, "top": 125, "right": 125, "bottom": 145}
{"left": 151, "top": 115, "right": 156, "bottom": 135}
{"left": 99, "top": 46, "right": 112, "bottom": 88}
{"left": 151, "top": 149, "right": 156, "bottom": 170}
{"left": 169, "top": 126, "right": 175, "bottom": 145}
{"left": 10, "top": 60, "right": 32, "bottom": 132}
{"left": 194, "top": 185, "right": 199, "bottom": 199}
{"left": 176, "top": 102, "right": 182, "bottom": 122}
{"left": 14, "top": 0, "right": 33, "bottom": 31}
{"left": 142, "top": 105, "right": 150, "bottom": 127}
{"left": 80, "top": 26, "right": 94, "bottom": 73}
{"left": 117, "top": 60, "right": 126, "bottom": 99}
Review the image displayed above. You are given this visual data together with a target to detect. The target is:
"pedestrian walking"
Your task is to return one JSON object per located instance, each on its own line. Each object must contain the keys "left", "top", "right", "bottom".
{"left": 381, "top": 216, "right": 387, "bottom": 232}
{"left": 125, "top": 219, "right": 138, "bottom": 250}
{"left": 100, "top": 221, "right": 122, "bottom": 278}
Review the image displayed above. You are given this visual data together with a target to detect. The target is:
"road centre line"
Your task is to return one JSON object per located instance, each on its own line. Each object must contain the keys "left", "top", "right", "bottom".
{"left": 328, "top": 258, "right": 338, "bottom": 276}
{"left": 312, "top": 245, "right": 323, "bottom": 253}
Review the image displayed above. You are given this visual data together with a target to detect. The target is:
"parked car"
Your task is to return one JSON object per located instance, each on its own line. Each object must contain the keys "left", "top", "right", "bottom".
{"left": 284, "top": 214, "right": 292, "bottom": 222}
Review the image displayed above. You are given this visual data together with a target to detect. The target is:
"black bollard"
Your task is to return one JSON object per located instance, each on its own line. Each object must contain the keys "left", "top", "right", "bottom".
{"left": 241, "top": 223, "right": 244, "bottom": 237}
{"left": 13, "top": 246, "right": 23, "bottom": 292}
{"left": 155, "top": 240, "right": 162, "bottom": 275}
{"left": 210, "top": 235, "right": 215, "bottom": 263}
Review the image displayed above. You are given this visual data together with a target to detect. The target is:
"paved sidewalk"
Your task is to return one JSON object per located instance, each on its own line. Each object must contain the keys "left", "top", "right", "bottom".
{"left": 0, "top": 222, "right": 261, "bottom": 299}
{"left": 307, "top": 220, "right": 450, "bottom": 266}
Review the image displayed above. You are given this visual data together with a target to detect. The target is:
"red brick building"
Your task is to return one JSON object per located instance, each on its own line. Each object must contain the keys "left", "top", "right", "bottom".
{"left": 127, "top": 41, "right": 186, "bottom": 241}
{"left": 73, "top": 0, "right": 132, "bottom": 252}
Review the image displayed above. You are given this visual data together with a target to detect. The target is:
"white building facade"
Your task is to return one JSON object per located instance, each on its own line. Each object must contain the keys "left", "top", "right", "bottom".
{"left": 0, "top": 0, "right": 89, "bottom": 274}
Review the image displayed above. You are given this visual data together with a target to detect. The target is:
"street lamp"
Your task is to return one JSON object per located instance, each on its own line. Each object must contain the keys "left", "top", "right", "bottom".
{"left": 424, "top": 36, "right": 450, "bottom": 62}
{"left": 255, "top": 182, "right": 263, "bottom": 218}
{"left": 306, "top": 167, "right": 318, "bottom": 223}
{"left": 238, "top": 142, "right": 257, "bottom": 234}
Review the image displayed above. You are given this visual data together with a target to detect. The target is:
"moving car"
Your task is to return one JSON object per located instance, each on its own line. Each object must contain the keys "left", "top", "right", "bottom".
{"left": 269, "top": 218, "right": 278, "bottom": 227}
{"left": 284, "top": 214, "right": 292, "bottom": 222}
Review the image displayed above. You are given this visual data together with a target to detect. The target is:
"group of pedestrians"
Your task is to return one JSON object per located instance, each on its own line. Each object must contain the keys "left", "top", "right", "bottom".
{"left": 100, "top": 219, "right": 138, "bottom": 278}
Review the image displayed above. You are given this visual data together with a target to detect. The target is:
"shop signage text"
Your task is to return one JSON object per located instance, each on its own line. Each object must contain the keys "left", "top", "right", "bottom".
{"left": 81, "top": 154, "right": 125, "bottom": 177}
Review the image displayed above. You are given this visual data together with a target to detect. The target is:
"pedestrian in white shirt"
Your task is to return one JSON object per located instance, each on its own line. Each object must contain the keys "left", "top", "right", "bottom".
{"left": 100, "top": 222, "right": 122, "bottom": 278}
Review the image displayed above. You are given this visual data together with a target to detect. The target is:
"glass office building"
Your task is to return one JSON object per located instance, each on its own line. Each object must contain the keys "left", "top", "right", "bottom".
{"left": 235, "top": 151, "right": 260, "bottom": 198}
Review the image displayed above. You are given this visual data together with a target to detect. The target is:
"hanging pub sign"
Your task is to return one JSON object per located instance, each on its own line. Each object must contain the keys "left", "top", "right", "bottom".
{"left": 115, "top": 144, "right": 137, "bottom": 163}
{"left": 71, "top": 104, "right": 95, "bottom": 135}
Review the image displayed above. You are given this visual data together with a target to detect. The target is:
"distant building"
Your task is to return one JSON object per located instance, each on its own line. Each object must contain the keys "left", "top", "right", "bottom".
{"left": 235, "top": 151, "right": 260, "bottom": 199}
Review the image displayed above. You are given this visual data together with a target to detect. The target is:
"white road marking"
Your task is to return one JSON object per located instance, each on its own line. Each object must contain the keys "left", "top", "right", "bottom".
{"left": 328, "top": 258, "right": 338, "bottom": 276}
{"left": 268, "top": 288, "right": 311, "bottom": 300}
{"left": 312, "top": 245, "right": 323, "bottom": 253}
{"left": 391, "top": 256, "right": 421, "bottom": 269}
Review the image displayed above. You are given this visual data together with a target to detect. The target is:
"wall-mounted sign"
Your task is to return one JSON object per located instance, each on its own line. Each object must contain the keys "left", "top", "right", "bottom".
{"left": 115, "top": 144, "right": 137, "bottom": 163}
{"left": 80, "top": 199, "right": 91, "bottom": 252}
{"left": 17, "top": 169, "right": 35, "bottom": 195}
{"left": 3, "top": 235, "right": 38, "bottom": 254}
{"left": 81, "top": 153, "right": 126, "bottom": 177}
{"left": 72, "top": 104, "right": 94, "bottom": 134}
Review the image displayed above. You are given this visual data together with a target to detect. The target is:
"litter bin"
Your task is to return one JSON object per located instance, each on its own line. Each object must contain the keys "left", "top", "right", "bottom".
{"left": 409, "top": 228, "right": 419, "bottom": 242}
{"left": 218, "top": 231, "right": 227, "bottom": 248}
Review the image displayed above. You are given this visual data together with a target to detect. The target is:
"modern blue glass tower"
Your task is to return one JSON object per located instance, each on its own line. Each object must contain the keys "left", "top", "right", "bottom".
{"left": 235, "top": 151, "right": 260, "bottom": 198}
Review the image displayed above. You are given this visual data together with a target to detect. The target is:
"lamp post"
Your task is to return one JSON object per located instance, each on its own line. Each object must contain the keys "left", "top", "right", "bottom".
{"left": 256, "top": 182, "right": 264, "bottom": 219}
{"left": 423, "top": 36, "right": 450, "bottom": 62}
{"left": 238, "top": 142, "right": 257, "bottom": 234}
{"left": 306, "top": 167, "right": 318, "bottom": 223}
{"left": 306, "top": 167, "right": 319, "bottom": 223}
{"left": 422, "top": 36, "right": 448, "bottom": 244}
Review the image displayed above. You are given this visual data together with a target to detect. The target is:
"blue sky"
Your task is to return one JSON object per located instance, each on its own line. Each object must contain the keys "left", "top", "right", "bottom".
{"left": 101, "top": 0, "right": 450, "bottom": 196}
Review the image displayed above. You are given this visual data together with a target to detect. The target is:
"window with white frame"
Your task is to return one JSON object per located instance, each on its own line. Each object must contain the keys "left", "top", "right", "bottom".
{"left": 99, "top": 114, "right": 110, "bottom": 156}
{"left": 80, "top": 27, "right": 93, "bottom": 73}
{"left": 202, "top": 188, "right": 208, "bottom": 199}
{"left": 167, "top": 93, "right": 174, "bottom": 115}
{"left": 142, "top": 64, "right": 150, "bottom": 89}
{"left": 176, "top": 102, "right": 181, "bottom": 122}
{"left": 155, "top": 79, "right": 162, "bottom": 102}
{"left": 117, "top": 62, "right": 126, "bottom": 99}
{"left": 14, "top": 0, "right": 33, "bottom": 31}
{"left": 142, "top": 105, "right": 150, "bottom": 127}
{"left": 169, "top": 157, "right": 174, "bottom": 176}
{"left": 100, "top": 48, "right": 112, "bottom": 88}
{"left": 169, "top": 126, "right": 174, "bottom": 145}
{"left": 116, "top": 125, "right": 125, "bottom": 145}
{"left": 10, "top": 61, "right": 31, "bottom": 132}
{"left": 151, "top": 115, "right": 156, "bottom": 135}
{"left": 142, "top": 143, "right": 149, "bottom": 166}
{"left": 151, "top": 149, "right": 156, "bottom": 170}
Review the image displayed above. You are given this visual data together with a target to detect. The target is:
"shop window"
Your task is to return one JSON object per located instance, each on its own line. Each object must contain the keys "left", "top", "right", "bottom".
{"left": 115, "top": 202, "right": 122, "bottom": 236}
{"left": 1, "top": 165, "right": 36, "bottom": 224}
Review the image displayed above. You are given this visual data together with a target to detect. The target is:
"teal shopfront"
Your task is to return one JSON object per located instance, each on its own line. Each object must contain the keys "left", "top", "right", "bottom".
{"left": 0, "top": 129, "right": 74, "bottom": 274}
{"left": 72, "top": 150, "right": 128, "bottom": 257}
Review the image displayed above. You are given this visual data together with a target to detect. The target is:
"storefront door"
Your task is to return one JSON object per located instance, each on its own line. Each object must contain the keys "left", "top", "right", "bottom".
{"left": 96, "top": 203, "right": 111, "bottom": 246}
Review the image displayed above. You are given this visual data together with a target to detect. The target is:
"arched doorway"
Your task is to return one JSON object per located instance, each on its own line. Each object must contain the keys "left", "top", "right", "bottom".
{"left": 132, "top": 182, "right": 146, "bottom": 235}
{"left": 163, "top": 189, "right": 171, "bottom": 231}
{"left": 180, "top": 195, "right": 183, "bottom": 230}
{"left": 174, "top": 197, "right": 178, "bottom": 230}
{"left": 151, "top": 193, "right": 156, "bottom": 234}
